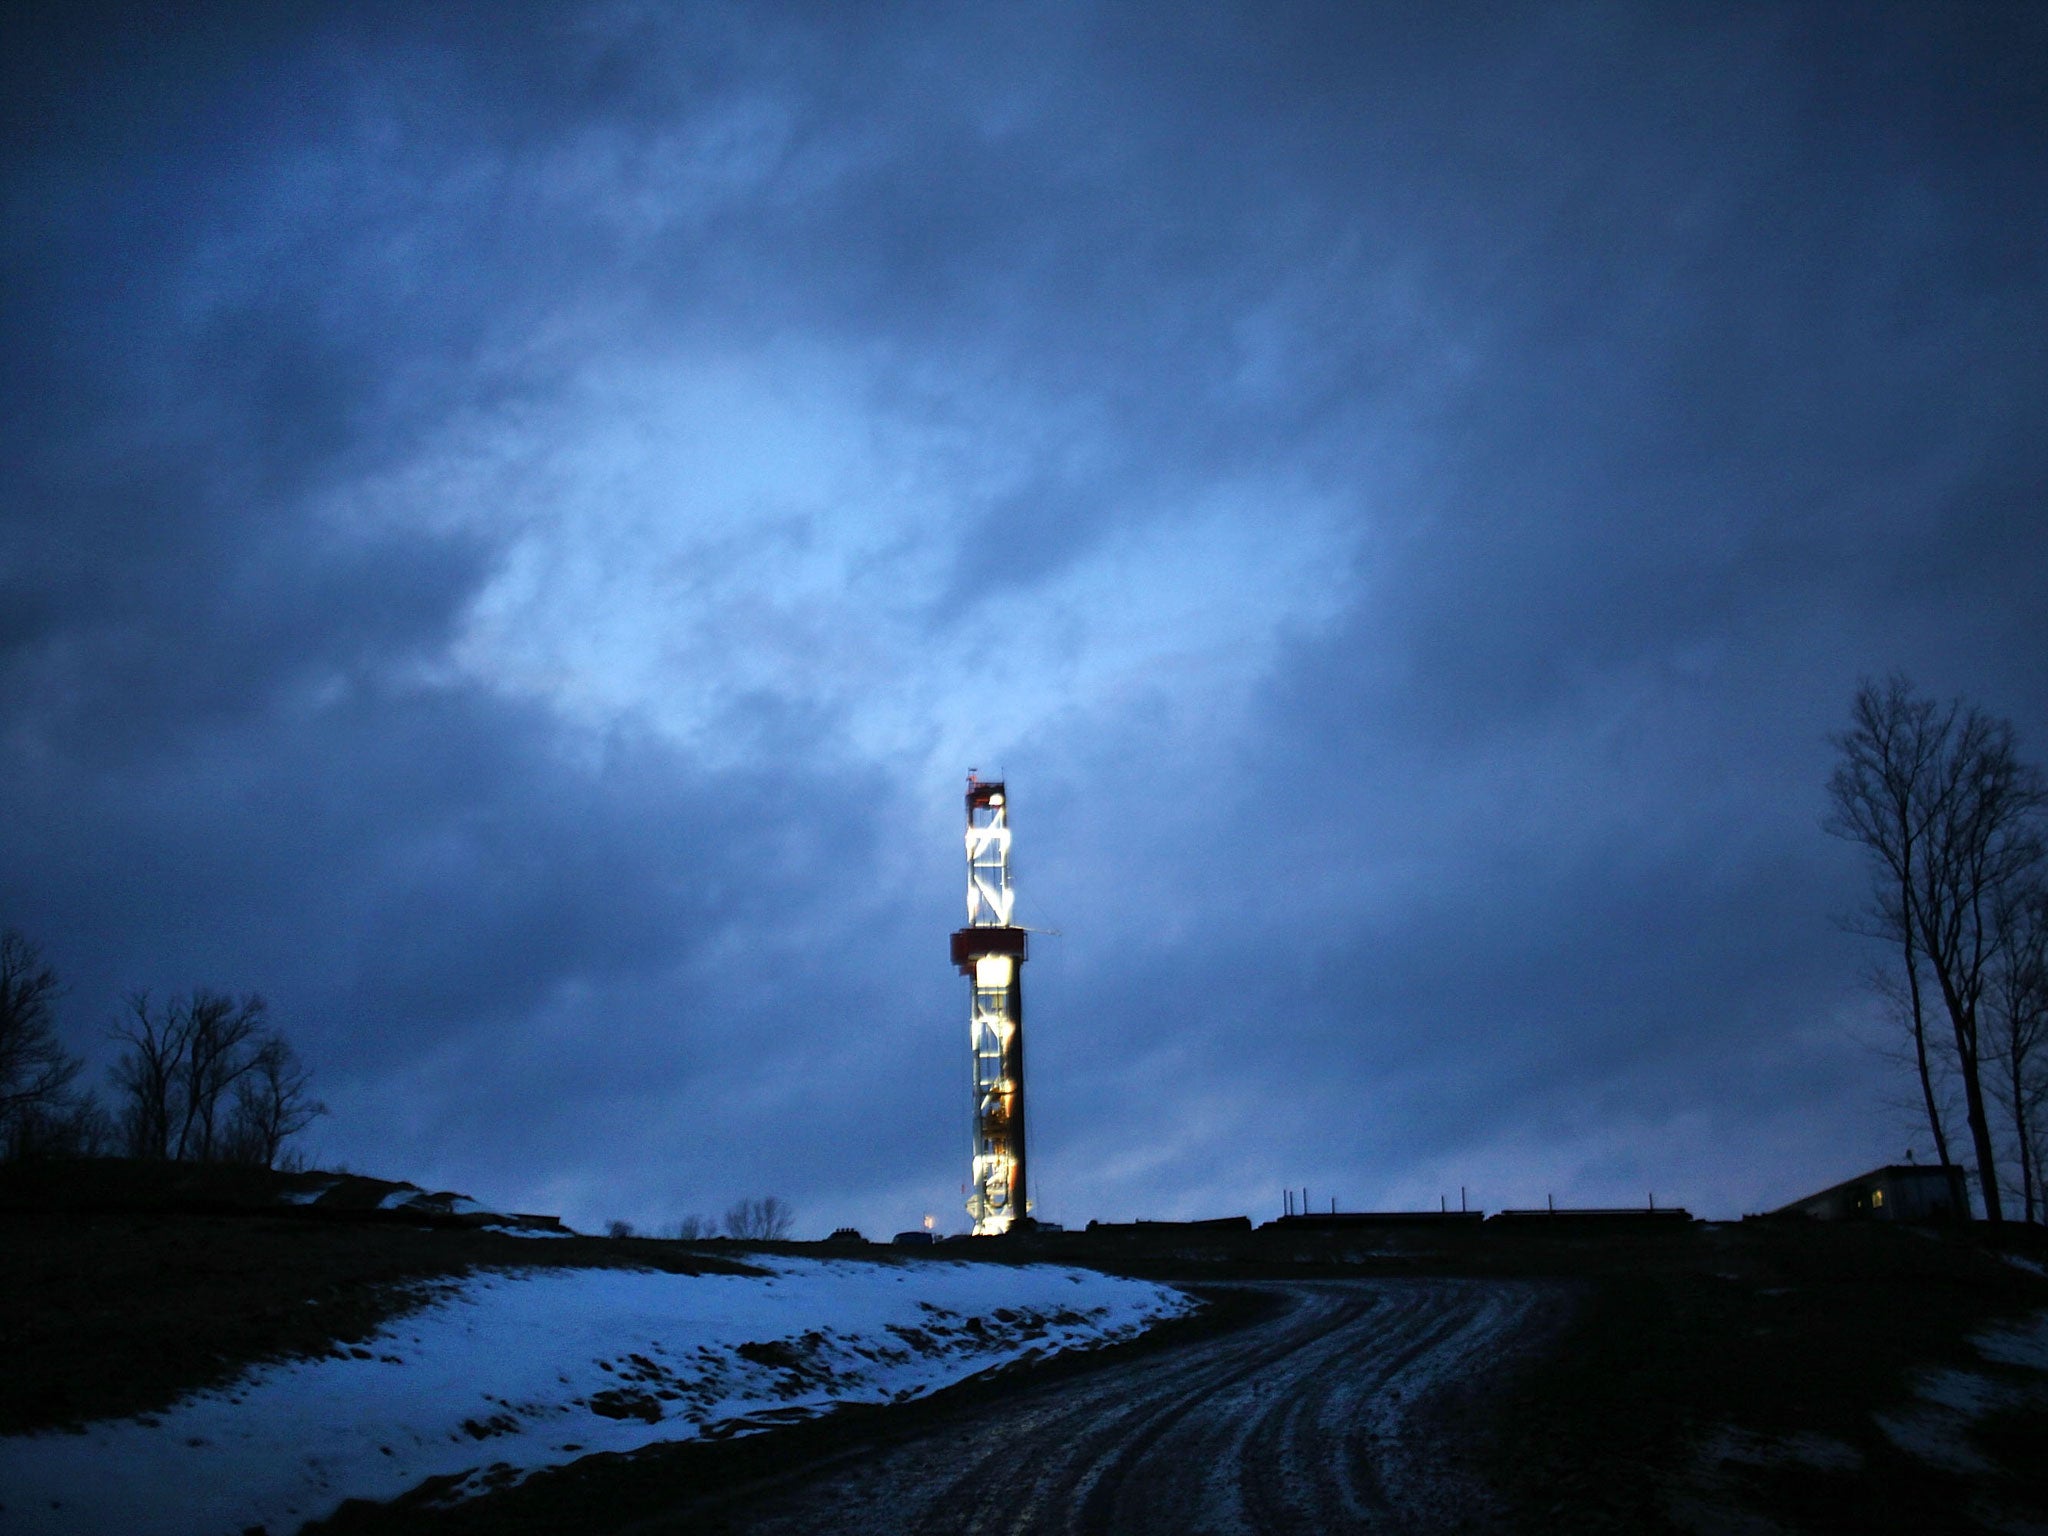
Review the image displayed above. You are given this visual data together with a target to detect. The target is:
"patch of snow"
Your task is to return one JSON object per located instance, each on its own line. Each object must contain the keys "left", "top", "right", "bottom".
{"left": 1973, "top": 1309, "right": 2048, "bottom": 1371}
{"left": 1870, "top": 1307, "right": 2048, "bottom": 1479}
{"left": 1875, "top": 1330, "right": 2048, "bottom": 1479}
{"left": 1910, "top": 1367, "right": 2009, "bottom": 1420}
{"left": 1699, "top": 1425, "right": 1863, "bottom": 1474}
{"left": 0, "top": 1259, "right": 1191, "bottom": 1536}
{"left": 1874, "top": 1380, "right": 1999, "bottom": 1476}
{"left": 1671, "top": 1425, "right": 1864, "bottom": 1536}
{"left": 1998, "top": 1253, "right": 2047, "bottom": 1281}
{"left": 277, "top": 1183, "right": 335, "bottom": 1206}
{"left": 374, "top": 1186, "right": 422, "bottom": 1210}
{"left": 480, "top": 1221, "right": 575, "bottom": 1239}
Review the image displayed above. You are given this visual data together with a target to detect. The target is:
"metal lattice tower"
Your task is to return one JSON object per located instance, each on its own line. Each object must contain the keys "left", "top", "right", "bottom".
{"left": 950, "top": 776, "right": 1029, "bottom": 1235}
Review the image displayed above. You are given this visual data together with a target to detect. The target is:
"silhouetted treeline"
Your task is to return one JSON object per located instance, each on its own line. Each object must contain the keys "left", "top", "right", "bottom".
{"left": 604, "top": 1200, "right": 794, "bottom": 1241}
{"left": 111, "top": 990, "right": 324, "bottom": 1166}
{"left": 0, "top": 929, "right": 324, "bottom": 1168}
{"left": 0, "top": 931, "right": 104, "bottom": 1159}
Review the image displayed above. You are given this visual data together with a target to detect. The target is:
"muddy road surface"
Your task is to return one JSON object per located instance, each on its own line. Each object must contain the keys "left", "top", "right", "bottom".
{"left": 652, "top": 1278, "right": 1561, "bottom": 1536}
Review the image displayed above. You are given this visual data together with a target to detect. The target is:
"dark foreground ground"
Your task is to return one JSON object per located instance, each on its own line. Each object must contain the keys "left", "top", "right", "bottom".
{"left": 5, "top": 1164, "right": 2048, "bottom": 1534}
{"left": 657, "top": 1277, "right": 1552, "bottom": 1536}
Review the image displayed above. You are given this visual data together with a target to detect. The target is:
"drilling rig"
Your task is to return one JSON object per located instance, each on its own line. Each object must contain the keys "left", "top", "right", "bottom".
{"left": 950, "top": 776, "right": 1029, "bottom": 1234}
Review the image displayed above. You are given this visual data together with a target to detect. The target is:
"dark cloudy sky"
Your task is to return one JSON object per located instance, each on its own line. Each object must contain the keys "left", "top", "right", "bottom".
{"left": 5, "top": 3, "right": 2044, "bottom": 1235}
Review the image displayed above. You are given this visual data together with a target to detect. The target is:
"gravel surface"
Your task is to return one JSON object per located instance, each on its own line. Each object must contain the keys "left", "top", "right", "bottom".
{"left": 657, "top": 1278, "right": 1559, "bottom": 1536}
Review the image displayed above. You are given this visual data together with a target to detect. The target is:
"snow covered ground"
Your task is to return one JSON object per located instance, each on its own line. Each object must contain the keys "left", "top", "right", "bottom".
{"left": 0, "top": 1257, "right": 1193, "bottom": 1536}
{"left": 1872, "top": 1307, "right": 2048, "bottom": 1477}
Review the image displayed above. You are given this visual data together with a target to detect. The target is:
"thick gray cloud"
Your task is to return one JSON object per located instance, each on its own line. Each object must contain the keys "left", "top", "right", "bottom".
{"left": 4, "top": 2, "right": 2044, "bottom": 1234}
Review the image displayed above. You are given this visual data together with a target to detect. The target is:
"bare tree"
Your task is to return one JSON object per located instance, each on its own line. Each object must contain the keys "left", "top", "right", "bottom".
{"left": 111, "top": 990, "right": 323, "bottom": 1166}
{"left": 672, "top": 1214, "right": 715, "bottom": 1240}
{"left": 223, "top": 1035, "right": 326, "bottom": 1169}
{"left": 111, "top": 992, "right": 190, "bottom": 1160}
{"left": 0, "top": 931, "right": 87, "bottom": 1160}
{"left": 1988, "top": 878, "right": 2048, "bottom": 1223}
{"left": 178, "top": 993, "right": 269, "bottom": 1161}
{"left": 4, "top": 1073, "right": 112, "bottom": 1162}
{"left": 1826, "top": 680, "right": 1957, "bottom": 1170}
{"left": 1828, "top": 677, "right": 2046, "bottom": 1225}
{"left": 723, "top": 1195, "right": 794, "bottom": 1240}
{"left": 1862, "top": 955, "right": 1964, "bottom": 1168}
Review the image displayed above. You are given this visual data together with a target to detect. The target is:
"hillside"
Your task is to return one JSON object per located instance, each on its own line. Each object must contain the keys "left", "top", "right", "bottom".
{"left": 7, "top": 1164, "right": 2048, "bottom": 1535}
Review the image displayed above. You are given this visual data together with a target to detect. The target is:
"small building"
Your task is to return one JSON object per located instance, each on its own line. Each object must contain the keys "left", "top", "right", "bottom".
{"left": 1774, "top": 1163, "right": 1970, "bottom": 1222}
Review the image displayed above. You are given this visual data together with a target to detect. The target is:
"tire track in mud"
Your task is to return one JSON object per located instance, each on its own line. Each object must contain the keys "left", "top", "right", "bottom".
{"left": 681, "top": 1279, "right": 1555, "bottom": 1536}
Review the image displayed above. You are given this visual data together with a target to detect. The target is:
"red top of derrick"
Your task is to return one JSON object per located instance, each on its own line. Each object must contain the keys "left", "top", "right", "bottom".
{"left": 966, "top": 777, "right": 1006, "bottom": 809}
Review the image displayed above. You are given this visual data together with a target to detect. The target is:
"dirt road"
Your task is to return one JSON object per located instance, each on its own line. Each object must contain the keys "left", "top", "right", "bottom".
{"left": 653, "top": 1278, "right": 1560, "bottom": 1536}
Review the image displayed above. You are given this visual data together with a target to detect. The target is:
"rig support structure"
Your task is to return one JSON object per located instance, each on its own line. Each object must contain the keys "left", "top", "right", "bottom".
{"left": 950, "top": 776, "right": 1029, "bottom": 1235}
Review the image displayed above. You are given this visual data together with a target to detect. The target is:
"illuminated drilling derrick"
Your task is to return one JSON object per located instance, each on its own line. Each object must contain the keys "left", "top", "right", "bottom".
{"left": 950, "top": 777, "right": 1029, "bottom": 1235}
